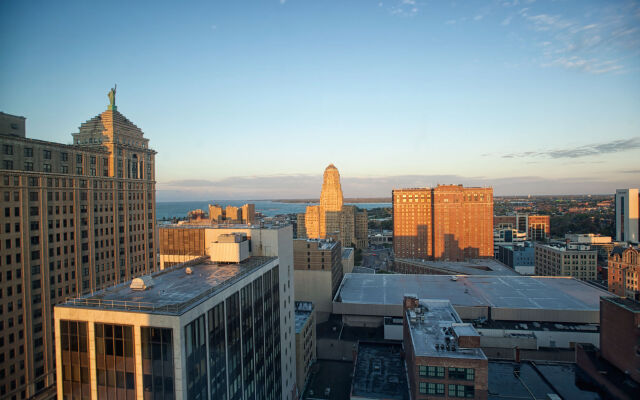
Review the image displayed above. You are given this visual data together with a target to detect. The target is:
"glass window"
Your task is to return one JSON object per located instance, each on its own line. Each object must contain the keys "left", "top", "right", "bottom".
{"left": 95, "top": 323, "right": 135, "bottom": 399}
{"left": 141, "top": 327, "right": 174, "bottom": 400}
{"left": 60, "top": 320, "right": 90, "bottom": 399}
{"left": 185, "top": 316, "right": 207, "bottom": 400}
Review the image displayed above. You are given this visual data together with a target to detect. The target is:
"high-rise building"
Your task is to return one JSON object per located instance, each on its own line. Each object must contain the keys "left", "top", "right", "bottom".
{"left": 0, "top": 90, "right": 156, "bottom": 398}
{"left": 402, "top": 296, "right": 488, "bottom": 400}
{"left": 158, "top": 223, "right": 297, "bottom": 397}
{"left": 185, "top": 203, "right": 256, "bottom": 224}
{"left": 296, "top": 165, "right": 368, "bottom": 249}
{"left": 393, "top": 185, "right": 493, "bottom": 261}
{"left": 608, "top": 245, "right": 640, "bottom": 300}
{"left": 534, "top": 243, "right": 597, "bottom": 280}
{"left": 615, "top": 189, "right": 639, "bottom": 244}
{"left": 293, "top": 238, "right": 342, "bottom": 321}
{"left": 54, "top": 253, "right": 286, "bottom": 399}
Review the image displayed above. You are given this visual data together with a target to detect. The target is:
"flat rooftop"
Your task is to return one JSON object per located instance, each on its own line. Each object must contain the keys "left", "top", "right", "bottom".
{"left": 336, "top": 274, "right": 611, "bottom": 311}
{"left": 407, "top": 300, "right": 486, "bottom": 360}
{"left": 294, "top": 301, "right": 314, "bottom": 334}
{"left": 488, "top": 361, "right": 600, "bottom": 400}
{"left": 342, "top": 248, "right": 353, "bottom": 259}
{"left": 602, "top": 296, "right": 640, "bottom": 312}
{"left": 351, "top": 342, "right": 409, "bottom": 400}
{"left": 59, "top": 256, "right": 276, "bottom": 315}
{"left": 395, "top": 258, "right": 521, "bottom": 276}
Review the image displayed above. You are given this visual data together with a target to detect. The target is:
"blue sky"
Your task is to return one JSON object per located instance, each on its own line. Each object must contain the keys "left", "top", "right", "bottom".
{"left": 1, "top": 0, "right": 639, "bottom": 200}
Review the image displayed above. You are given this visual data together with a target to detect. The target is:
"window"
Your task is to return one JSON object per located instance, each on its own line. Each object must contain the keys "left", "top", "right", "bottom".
{"left": 43, "top": 164, "right": 51, "bottom": 173}
{"left": 43, "top": 150, "right": 51, "bottom": 159}
{"left": 2, "top": 144, "right": 13, "bottom": 155}
{"left": 60, "top": 320, "right": 90, "bottom": 398}
{"left": 420, "top": 365, "right": 445, "bottom": 378}
{"left": 3, "top": 160, "right": 14, "bottom": 170}
{"left": 76, "top": 154, "right": 82, "bottom": 163}
{"left": 428, "top": 383, "right": 445, "bottom": 396}
{"left": 24, "top": 148, "right": 33, "bottom": 157}
{"left": 448, "top": 384, "right": 474, "bottom": 398}
{"left": 61, "top": 165, "right": 68, "bottom": 174}
{"left": 24, "top": 162, "right": 33, "bottom": 171}
{"left": 419, "top": 381, "right": 427, "bottom": 394}
{"left": 448, "top": 367, "right": 474, "bottom": 381}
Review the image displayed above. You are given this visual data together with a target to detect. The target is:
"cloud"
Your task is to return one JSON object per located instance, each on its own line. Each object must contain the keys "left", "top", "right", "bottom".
{"left": 389, "top": 0, "right": 419, "bottom": 17}
{"left": 501, "top": 16, "right": 513, "bottom": 25}
{"left": 512, "top": 2, "right": 640, "bottom": 74}
{"left": 498, "top": 137, "right": 640, "bottom": 159}
{"left": 619, "top": 169, "right": 640, "bottom": 174}
{"left": 157, "top": 173, "right": 636, "bottom": 201}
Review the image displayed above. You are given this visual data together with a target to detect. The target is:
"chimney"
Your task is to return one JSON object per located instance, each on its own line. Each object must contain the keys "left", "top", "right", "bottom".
{"left": 403, "top": 294, "right": 419, "bottom": 311}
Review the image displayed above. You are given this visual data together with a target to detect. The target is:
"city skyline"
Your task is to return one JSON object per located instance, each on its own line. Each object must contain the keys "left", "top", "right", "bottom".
{"left": 1, "top": 0, "right": 639, "bottom": 200}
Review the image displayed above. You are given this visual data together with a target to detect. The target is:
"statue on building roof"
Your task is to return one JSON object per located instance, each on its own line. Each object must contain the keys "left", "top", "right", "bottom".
{"left": 107, "top": 85, "right": 117, "bottom": 110}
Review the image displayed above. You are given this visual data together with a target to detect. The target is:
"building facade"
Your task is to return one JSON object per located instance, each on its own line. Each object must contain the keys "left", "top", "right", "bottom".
{"left": 296, "top": 165, "right": 368, "bottom": 249}
{"left": 0, "top": 96, "right": 157, "bottom": 398}
{"left": 157, "top": 223, "right": 296, "bottom": 397}
{"left": 496, "top": 242, "right": 535, "bottom": 275}
{"left": 294, "top": 302, "right": 316, "bottom": 396}
{"left": 615, "top": 189, "right": 639, "bottom": 244}
{"left": 403, "top": 296, "right": 488, "bottom": 400}
{"left": 599, "top": 297, "right": 640, "bottom": 384}
{"left": 54, "top": 255, "right": 287, "bottom": 400}
{"left": 608, "top": 245, "right": 640, "bottom": 299}
{"left": 493, "top": 214, "right": 550, "bottom": 241}
{"left": 293, "top": 238, "right": 342, "bottom": 321}
{"left": 534, "top": 243, "right": 597, "bottom": 280}
{"left": 393, "top": 185, "right": 493, "bottom": 261}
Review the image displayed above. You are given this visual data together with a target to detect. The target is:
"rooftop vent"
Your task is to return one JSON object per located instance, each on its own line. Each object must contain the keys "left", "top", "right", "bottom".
{"left": 130, "top": 276, "right": 154, "bottom": 291}
{"left": 185, "top": 267, "right": 193, "bottom": 275}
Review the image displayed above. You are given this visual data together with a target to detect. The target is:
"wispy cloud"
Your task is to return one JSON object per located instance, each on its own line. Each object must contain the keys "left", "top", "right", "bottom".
{"left": 497, "top": 137, "right": 640, "bottom": 159}
{"left": 513, "top": 2, "right": 640, "bottom": 74}
{"left": 389, "top": 0, "right": 419, "bottom": 17}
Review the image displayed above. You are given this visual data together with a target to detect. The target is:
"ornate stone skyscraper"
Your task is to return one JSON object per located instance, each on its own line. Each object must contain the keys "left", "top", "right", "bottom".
{"left": 319, "top": 164, "right": 343, "bottom": 211}
{"left": 297, "top": 164, "right": 368, "bottom": 249}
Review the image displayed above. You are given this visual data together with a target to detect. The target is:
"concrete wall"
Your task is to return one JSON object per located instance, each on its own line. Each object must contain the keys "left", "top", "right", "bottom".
{"left": 295, "top": 270, "right": 333, "bottom": 321}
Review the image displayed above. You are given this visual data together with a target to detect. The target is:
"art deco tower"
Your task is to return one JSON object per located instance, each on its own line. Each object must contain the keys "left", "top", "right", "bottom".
{"left": 319, "top": 164, "right": 343, "bottom": 212}
{"left": 297, "top": 164, "right": 368, "bottom": 248}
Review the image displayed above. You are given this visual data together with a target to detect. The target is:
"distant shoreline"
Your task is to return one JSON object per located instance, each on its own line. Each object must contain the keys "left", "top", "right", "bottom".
{"left": 267, "top": 198, "right": 392, "bottom": 204}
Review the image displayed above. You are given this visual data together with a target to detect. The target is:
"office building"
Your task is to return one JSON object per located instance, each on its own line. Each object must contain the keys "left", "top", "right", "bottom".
{"left": 496, "top": 242, "right": 535, "bottom": 275}
{"left": 157, "top": 223, "right": 296, "bottom": 396}
{"left": 608, "top": 245, "right": 640, "bottom": 300}
{"left": 0, "top": 91, "right": 157, "bottom": 398}
{"left": 494, "top": 214, "right": 550, "bottom": 241}
{"left": 566, "top": 233, "right": 618, "bottom": 268}
{"left": 294, "top": 302, "right": 316, "bottom": 396}
{"left": 403, "top": 296, "right": 488, "bottom": 400}
{"left": 54, "top": 252, "right": 291, "bottom": 399}
{"left": 615, "top": 189, "right": 639, "bottom": 244}
{"left": 341, "top": 247, "right": 354, "bottom": 274}
{"left": 293, "top": 238, "right": 342, "bottom": 321}
{"left": 296, "top": 164, "right": 368, "bottom": 249}
{"left": 393, "top": 185, "right": 493, "bottom": 261}
{"left": 181, "top": 203, "right": 256, "bottom": 225}
{"left": 534, "top": 242, "right": 597, "bottom": 280}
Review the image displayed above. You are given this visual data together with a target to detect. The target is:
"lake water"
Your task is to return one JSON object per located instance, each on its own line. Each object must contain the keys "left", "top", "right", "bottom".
{"left": 156, "top": 200, "right": 391, "bottom": 220}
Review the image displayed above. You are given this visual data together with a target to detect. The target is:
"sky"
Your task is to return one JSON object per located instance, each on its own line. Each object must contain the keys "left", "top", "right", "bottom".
{"left": 1, "top": 0, "right": 639, "bottom": 200}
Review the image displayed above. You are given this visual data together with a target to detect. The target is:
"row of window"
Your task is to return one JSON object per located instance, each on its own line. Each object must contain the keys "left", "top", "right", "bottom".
{"left": 418, "top": 366, "right": 475, "bottom": 381}
{"left": 418, "top": 382, "right": 474, "bottom": 398}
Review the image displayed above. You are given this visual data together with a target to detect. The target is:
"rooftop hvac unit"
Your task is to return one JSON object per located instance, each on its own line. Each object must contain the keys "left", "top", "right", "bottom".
{"left": 130, "top": 276, "right": 154, "bottom": 291}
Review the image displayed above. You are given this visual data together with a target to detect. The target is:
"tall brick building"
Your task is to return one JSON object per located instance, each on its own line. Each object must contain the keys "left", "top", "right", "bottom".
{"left": 0, "top": 91, "right": 157, "bottom": 398}
{"left": 403, "top": 296, "right": 488, "bottom": 399}
{"left": 608, "top": 245, "right": 640, "bottom": 300}
{"left": 393, "top": 185, "right": 493, "bottom": 261}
